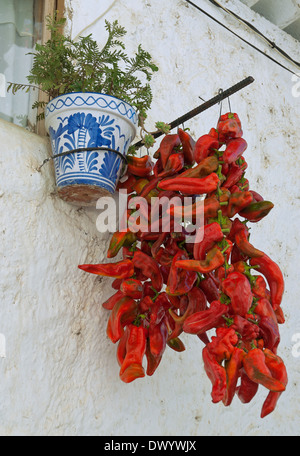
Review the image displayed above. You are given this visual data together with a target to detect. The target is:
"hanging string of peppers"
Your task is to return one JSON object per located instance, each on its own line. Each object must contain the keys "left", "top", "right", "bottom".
{"left": 78, "top": 110, "right": 287, "bottom": 419}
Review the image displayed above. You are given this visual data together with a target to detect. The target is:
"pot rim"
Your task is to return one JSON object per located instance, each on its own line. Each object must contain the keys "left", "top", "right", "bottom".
{"left": 45, "top": 91, "right": 137, "bottom": 115}
{"left": 44, "top": 91, "right": 138, "bottom": 134}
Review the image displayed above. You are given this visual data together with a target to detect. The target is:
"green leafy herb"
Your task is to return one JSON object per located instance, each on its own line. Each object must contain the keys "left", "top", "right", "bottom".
{"left": 7, "top": 14, "right": 158, "bottom": 122}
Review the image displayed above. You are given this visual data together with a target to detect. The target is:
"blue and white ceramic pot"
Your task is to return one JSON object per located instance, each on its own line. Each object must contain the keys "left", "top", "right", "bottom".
{"left": 45, "top": 92, "right": 138, "bottom": 206}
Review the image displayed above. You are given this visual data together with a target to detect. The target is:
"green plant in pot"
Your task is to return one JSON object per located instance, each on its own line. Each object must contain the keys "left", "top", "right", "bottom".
{"left": 9, "top": 14, "right": 159, "bottom": 206}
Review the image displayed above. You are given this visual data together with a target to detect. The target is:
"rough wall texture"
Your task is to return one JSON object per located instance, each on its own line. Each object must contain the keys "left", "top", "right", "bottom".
{"left": 0, "top": 0, "right": 300, "bottom": 436}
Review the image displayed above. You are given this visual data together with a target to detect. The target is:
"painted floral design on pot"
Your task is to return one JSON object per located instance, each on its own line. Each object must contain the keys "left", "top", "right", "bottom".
{"left": 45, "top": 92, "right": 138, "bottom": 206}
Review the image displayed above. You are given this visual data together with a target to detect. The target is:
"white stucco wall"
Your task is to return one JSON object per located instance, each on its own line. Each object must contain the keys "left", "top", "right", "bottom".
{"left": 0, "top": 0, "right": 300, "bottom": 436}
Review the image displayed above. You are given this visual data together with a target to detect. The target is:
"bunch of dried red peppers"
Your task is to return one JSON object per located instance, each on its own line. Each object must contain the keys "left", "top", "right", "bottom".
{"left": 79, "top": 112, "right": 287, "bottom": 418}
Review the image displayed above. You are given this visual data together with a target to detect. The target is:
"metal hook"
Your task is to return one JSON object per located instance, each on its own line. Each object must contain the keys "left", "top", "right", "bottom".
{"left": 218, "top": 88, "right": 232, "bottom": 119}
{"left": 218, "top": 88, "right": 223, "bottom": 123}
{"left": 228, "top": 95, "right": 232, "bottom": 113}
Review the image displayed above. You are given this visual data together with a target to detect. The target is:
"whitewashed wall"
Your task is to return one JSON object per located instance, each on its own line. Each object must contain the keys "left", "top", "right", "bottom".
{"left": 0, "top": 0, "right": 300, "bottom": 436}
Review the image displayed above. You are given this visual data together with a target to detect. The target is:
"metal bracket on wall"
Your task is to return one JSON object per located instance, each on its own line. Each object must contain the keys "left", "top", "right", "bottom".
{"left": 133, "top": 76, "right": 255, "bottom": 150}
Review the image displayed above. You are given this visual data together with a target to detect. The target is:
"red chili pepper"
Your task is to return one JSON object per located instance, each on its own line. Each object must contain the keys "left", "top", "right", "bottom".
{"left": 150, "top": 232, "right": 168, "bottom": 258}
{"left": 153, "top": 146, "right": 161, "bottom": 159}
{"left": 208, "top": 127, "right": 219, "bottom": 138}
{"left": 139, "top": 294, "right": 153, "bottom": 312}
{"left": 216, "top": 239, "right": 233, "bottom": 264}
{"left": 159, "top": 133, "right": 181, "bottom": 168}
{"left": 179, "top": 155, "right": 219, "bottom": 178}
{"left": 132, "top": 250, "right": 163, "bottom": 292}
{"left": 235, "top": 177, "right": 250, "bottom": 191}
{"left": 234, "top": 223, "right": 264, "bottom": 258}
{"left": 183, "top": 300, "right": 228, "bottom": 335}
{"left": 119, "top": 324, "right": 148, "bottom": 383}
{"left": 107, "top": 230, "right": 137, "bottom": 258}
{"left": 122, "top": 246, "right": 136, "bottom": 260}
{"left": 112, "top": 278, "right": 123, "bottom": 290}
{"left": 230, "top": 243, "right": 249, "bottom": 263}
{"left": 254, "top": 298, "right": 280, "bottom": 350}
{"left": 167, "top": 195, "right": 220, "bottom": 220}
{"left": 166, "top": 294, "right": 180, "bottom": 310}
{"left": 127, "top": 155, "right": 154, "bottom": 177}
{"left": 132, "top": 177, "right": 150, "bottom": 195}
{"left": 120, "top": 278, "right": 143, "bottom": 299}
{"left": 254, "top": 297, "right": 277, "bottom": 323}
{"left": 232, "top": 260, "right": 254, "bottom": 280}
{"left": 203, "top": 196, "right": 222, "bottom": 219}
{"left": 169, "top": 286, "right": 207, "bottom": 339}
{"left": 193, "top": 222, "right": 224, "bottom": 260}
{"left": 237, "top": 369, "right": 259, "bottom": 404}
{"left": 153, "top": 292, "right": 172, "bottom": 314}
{"left": 198, "top": 332, "right": 210, "bottom": 345}
{"left": 218, "top": 187, "right": 231, "bottom": 216}
{"left": 154, "top": 247, "right": 173, "bottom": 267}
{"left": 167, "top": 337, "right": 186, "bottom": 352}
{"left": 225, "top": 215, "right": 243, "bottom": 242}
{"left": 78, "top": 259, "right": 134, "bottom": 279}
{"left": 221, "top": 112, "right": 242, "bottom": 127}
{"left": 178, "top": 128, "right": 196, "bottom": 165}
{"left": 231, "top": 315, "right": 260, "bottom": 341}
{"left": 250, "top": 254, "right": 284, "bottom": 310}
{"left": 164, "top": 237, "right": 182, "bottom": 256}
{"left": 202, "top": 346, "right": 227, "bottom": 403}
{"left": 152, "top": 156, "right": 163, "bottom": 176}
{"left": 222, "top": 138, "right": 247, "bottom": 164}
{"left": 217, "top": 112, "right": 243, "bottom": 142}
{"left": 140, "top": 240, "right": 152, "bottom": 256}
{"left": 117, "top": 174, "right": 137, "bottom": 192}
{"left": 258, "top": 316, "right": 280, "bottom": 352}
{"left": 145, "top": 338, "right": 162, "bottom": 376}
{"left": 223, "top": 347, "right": 245, "bottom": 406}
{"left": 178, "top": 294, "right": 189, "bottom": 315}
{"left": 138, "top": 231, "right": 160, "bottom": 242}
{"left": 207, "top": 327, "right": 239, "bottom": 363}
{"left": 194, "top": 134, "right": 220, "bottom": 164}
{"left": 239, "top": 200, "right": 274, "bottom": 222}
{"left": 221, "top": 271, "right": 252, "bottom": 317}
{"left": 215, "top": 264, "right": 235, "bottom": 283}
{"left": 223, "top": 158, "right": 248, "bottom": 189}
{"left": 166, "top": 250, "right": 197, "bottom": 296}
{"left": 242, "top": 348, "right": 286, "bottom": 392}
{"left": 252, "top": 276, "right": 270, "bottom": 300}
{"left": 221, "top": 161, "right": 230, "bottom": 176}
{"left": 116, "top": 326, "right": 130, "bottom": 368}
{"left": 139, "top": 176, "right": 160, "bottom": 199}
{"left": 158, "top": 173, "right": 220, "bottom": 195}
{"left": 275, "top": 306, "right": 285, "bottom": 324}
{"left": 102, "top": 289, "right": 124, "bottom": 310}
{"left": 260, "top": 349, "right": 288, "bottom": 418}
{"left": 159, "top": 263, "right": 172, "bottom": 283}
{"left": 226, "top": 191, "right": 253, "bottom": 218}
{"left": 158, "top": 152, "right": 185, "bottom": 178}
{"left": 198, "top": 274, "right": 220, "bottom": 303}
{"left": 175, "top": 246, "right": 225, "bottom": 274}
{"left": 149, "top": 318, "right": 168, "bottom": 358}
{"left": 106, "top": 296, "right": 138, "bottom": 343}
{"left": 250, "top": 190, "right": 264, "bottom": 202}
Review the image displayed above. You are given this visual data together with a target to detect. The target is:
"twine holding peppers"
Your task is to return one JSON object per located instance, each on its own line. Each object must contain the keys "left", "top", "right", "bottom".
{"left": 78, "top": 111, "right": 287, "bottom": 419}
